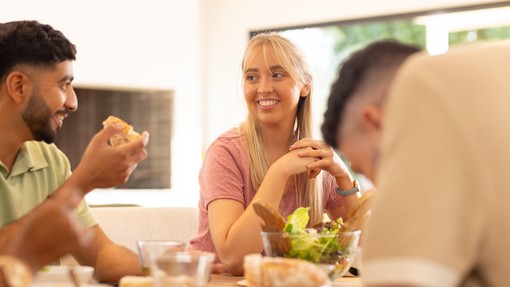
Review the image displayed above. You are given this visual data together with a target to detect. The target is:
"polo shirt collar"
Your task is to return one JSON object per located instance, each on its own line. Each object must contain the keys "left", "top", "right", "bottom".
{"left": 9, "top": 142, "right": 49, "bottom": 177}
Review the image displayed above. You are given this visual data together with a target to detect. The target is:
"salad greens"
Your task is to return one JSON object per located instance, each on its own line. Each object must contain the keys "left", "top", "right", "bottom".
{"left": 283, "top": 207, "right": 346, "bottom": 264}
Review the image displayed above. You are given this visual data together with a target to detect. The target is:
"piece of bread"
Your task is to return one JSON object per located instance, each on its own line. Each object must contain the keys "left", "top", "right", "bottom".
{"left": 341, "top": 188, "right": 374, "bottom": 232}
{"left": 119, "top": 276, "right": 154, "bottom": 287}
{"left": 252, "top": 199, "right": 286, "bottom": 232}
{"left": 102, "top": 115, "right": 142, "bottom": 147}
{"left": 244, "top": 254, "right": 330, "bottom": 287}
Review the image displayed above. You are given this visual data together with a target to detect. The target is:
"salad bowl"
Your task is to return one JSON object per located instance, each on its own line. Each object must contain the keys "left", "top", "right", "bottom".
{"left": 260, "top": 230, "right": 360, "bottom": 280}
{"left": 254, "top": 203, "right": 362, "bottom": 280}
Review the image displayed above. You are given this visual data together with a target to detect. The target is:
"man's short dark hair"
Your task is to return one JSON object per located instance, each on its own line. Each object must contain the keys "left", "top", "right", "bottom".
{"left": 0, "top": 20, "right": 76, "bottom": 79}
{"left": 321, "top": 39, "right": 421, "bottom": 148}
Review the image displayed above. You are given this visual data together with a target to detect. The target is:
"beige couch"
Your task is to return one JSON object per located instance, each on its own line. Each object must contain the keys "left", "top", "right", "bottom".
{"left": 91, "top": 206, "right": 199, "bottom": 251}
{"left": 62, "top": 206, "right": 199, "bottom": 266}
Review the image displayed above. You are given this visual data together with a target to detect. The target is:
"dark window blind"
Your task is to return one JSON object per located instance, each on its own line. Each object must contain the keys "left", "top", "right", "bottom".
{"left": 54, "top": 87, "right": 173, "bottom": 189}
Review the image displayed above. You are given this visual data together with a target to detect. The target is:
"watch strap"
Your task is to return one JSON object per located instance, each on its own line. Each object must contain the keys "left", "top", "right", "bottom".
{"left": 336, "top": 180, "right": 360, "bottom": 196}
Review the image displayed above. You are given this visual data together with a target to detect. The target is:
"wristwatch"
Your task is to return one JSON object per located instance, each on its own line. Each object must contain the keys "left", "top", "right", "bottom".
{"left": 0, "top": 255, "right": 32, "bottom": 287}
{"left": 336, "top": 179, "right": 360, "bottom": 196}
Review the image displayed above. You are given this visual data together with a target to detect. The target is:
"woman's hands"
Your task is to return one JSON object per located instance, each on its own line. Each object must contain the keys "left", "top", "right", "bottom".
{"left": 271, "top": 147, "right": 317, "bottom": 179}
{"left": 289, "top": 138, "right": 352, "bottom": 180}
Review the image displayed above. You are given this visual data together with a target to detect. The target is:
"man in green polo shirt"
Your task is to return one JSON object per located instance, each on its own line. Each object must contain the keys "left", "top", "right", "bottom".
{"left": 0, "top": 21, "right": 149, "bottom": 283}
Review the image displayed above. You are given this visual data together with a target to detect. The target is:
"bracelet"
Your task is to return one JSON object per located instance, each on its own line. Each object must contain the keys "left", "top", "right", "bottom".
{"left": 336, "top": 179, "right": 360, "bottom": 196}
{"left": 0, "top": 255, "right": 32, "bottom": 287}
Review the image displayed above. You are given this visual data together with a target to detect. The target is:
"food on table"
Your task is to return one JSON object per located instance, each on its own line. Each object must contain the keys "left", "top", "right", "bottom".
{"left": 253, "top": 200, "right": 290, "bottom": 254}
{"left": 102, "top": 115, "right": 142, "bottom": 146}
{"left": 244, "top": 253, "right": 329, "bottom": 287}
{"left": 253, "top": 199, "right": 350, "bottom": 264}
{"left": 254, "top": 198, "right": 366, "bottom": 279}
{"left": 253, "top": 199, "right": 286, "bottom": 232}
{"left": 341, "top": 188, "right": 374, "bottom": 232}
{"left": 119, "top": 275, "right": 154, "bottom": 287}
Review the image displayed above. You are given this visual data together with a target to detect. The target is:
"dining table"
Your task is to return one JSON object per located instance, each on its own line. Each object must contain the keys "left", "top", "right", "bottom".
{"left": 207, "top": 273, "right": 362, "bottom": 287}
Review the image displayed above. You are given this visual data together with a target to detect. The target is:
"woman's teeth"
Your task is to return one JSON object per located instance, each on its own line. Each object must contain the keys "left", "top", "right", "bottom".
{"left": 258, "top": 100, "right": 279, "bottom": 106}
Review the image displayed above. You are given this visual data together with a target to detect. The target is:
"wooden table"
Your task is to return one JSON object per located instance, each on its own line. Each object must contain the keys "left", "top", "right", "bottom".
{"left": 207, "top": 274, "right": 362, "bottom": 287}
{"left": 207, "top": 274, "right": 242, "bottom": 286}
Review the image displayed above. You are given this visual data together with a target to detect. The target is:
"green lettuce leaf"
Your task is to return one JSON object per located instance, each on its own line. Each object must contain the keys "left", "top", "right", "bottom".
{"left": 283, "top": 208, "right": 347, "bottom": 264}
{"left": 284, "top": 207, "right": 309, "bottom": 234}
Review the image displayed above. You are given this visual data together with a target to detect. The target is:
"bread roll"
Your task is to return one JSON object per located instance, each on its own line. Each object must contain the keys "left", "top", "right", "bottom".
{"left": 244, "top": 254, "right": 330, "bottom": 287}
{"left": 102, "top": 115, "right": 142, "bottom": 146}
{"left": 119, "top": 276, "right": 154, "bottom": 287}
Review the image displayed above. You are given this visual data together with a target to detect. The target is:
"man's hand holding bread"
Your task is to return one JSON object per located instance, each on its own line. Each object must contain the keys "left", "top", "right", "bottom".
{"left": 68, "top": 116, "right": 149, "bottom": 194}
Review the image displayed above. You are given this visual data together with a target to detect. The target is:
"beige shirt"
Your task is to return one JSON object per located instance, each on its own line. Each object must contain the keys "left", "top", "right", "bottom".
{"left": 362, "top": 41, "right": 510, "bottom": 286}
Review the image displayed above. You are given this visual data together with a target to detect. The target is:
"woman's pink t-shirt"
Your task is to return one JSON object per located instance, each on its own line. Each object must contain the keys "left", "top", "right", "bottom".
{"left": 187, "top": 128, "right": 344, "bottom": 260}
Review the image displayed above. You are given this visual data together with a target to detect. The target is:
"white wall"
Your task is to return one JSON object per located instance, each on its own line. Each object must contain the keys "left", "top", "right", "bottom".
{"left": 200, "top": 0, "right": 507, "bottom": 148}
{"left": 1, "top": 0, "right": 203, "bottom": 206}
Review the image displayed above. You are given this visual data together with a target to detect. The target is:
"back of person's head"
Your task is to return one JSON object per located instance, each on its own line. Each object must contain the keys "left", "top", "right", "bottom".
{"left": 0, "top": 20, "right": 76, "bottom": 81}
{"left": 322, "top": 40, "right": 420, "bottom": 148}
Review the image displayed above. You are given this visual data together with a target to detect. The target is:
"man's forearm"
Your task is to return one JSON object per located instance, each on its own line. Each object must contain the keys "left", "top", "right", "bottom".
{"left": 93, "top": 243, "right": 141, "bottom": 283}
{"left": 51, "top": 174, "right": 91, "bottom": 200}
{"left": 71, "top": 226, "right": 141, "bottom": 283}
{"left": 0, "top": 217, "right": 25, "bottom": 256}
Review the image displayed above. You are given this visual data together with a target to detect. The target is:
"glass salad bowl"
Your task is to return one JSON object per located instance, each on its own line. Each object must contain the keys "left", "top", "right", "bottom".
{"left": 260, "top": 229, "right": 361, "bottom": 280}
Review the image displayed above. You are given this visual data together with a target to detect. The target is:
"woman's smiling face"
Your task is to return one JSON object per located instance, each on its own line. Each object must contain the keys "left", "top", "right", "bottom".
{"left": 243, "top": 46, "right": 307, "bottom": 129}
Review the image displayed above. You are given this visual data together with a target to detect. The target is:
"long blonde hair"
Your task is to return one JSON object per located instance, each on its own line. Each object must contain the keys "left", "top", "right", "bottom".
{"left": 241, "top": 32, "right": 323, "bottom": 226}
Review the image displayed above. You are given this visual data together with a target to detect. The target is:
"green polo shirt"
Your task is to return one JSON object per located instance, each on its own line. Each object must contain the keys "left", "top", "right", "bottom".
{"left": 0, "top": 141, "right": 96, "bottom": 228}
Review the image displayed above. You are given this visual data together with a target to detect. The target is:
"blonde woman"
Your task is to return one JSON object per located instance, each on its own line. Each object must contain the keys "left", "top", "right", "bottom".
{"left": 188, "top": 33, "right": 360, "bottom": 275}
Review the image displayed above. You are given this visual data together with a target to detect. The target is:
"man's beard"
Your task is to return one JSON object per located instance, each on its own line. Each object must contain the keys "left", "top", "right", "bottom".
{"left": 21, "top": 89, "right": 57, "bottom": 144}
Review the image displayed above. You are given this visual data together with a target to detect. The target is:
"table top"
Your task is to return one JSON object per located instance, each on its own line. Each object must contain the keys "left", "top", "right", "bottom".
{"left": 207, "top": 274, "right": 241, "bottom": 286}
{"left": 207, "top": 274, "right": 362, "bottom": 287}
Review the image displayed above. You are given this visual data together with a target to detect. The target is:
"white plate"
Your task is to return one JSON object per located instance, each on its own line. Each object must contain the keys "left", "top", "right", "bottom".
{"left": 237, "top": 279, "right": 248, "bottom": 286}
{"left": 33, "top": 266, "right": 94, "bottom": 284}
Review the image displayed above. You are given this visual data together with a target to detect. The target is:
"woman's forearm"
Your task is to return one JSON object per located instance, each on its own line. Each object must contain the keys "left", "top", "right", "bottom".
{"left": 213, "top": 165, "right": 290, "bottom": 275}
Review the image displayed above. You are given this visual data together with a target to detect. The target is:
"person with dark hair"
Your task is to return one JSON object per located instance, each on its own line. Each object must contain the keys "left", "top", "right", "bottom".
{"left": 361, "top": 41, "right": 510, "bottom": 287}
{"left": 0, "top": 20, "right": 149, "bottom": 283}
{"left": 321, "top": 39, "right": 421, "bottom": 183}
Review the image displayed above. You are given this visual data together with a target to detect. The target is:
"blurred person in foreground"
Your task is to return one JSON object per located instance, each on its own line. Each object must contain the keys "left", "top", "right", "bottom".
{"left": 360, "top": 41, "right": 510, "bottom": 286}
{"left": 0, "top": 188, "right": 94, "bottom": 287}
{"left": 321, "top": 39, "right": 421, "bottom": 184}
{"left": 0, "top": 20, "right": 149, "bottom": 283}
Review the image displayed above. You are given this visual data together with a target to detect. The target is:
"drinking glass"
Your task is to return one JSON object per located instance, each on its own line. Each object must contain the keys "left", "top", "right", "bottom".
{"left": 136, "top": 240, "right": 186, "bottom": 276}
{"left": 150, "top": 251, "right": 215, "bottom": 287}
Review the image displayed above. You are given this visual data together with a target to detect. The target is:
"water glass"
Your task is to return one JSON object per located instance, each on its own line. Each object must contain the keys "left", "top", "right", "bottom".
{"left": 136, "top": 240, "right": 186, "bottom": 276}
{"left": 151, "top": 251, "right": 215, "bottom": 287}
